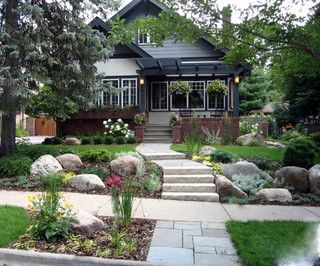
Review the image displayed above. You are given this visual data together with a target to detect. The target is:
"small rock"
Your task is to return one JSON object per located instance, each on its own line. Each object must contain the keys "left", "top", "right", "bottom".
{"left": 68, "top": 174, "right": 105, "bottom": 192}
{"left": 309, "top": 164, "right": 320, "bottom": 195}
{"left": 236, "top": 133, "right": 264, "bottom": 146}
{"left": 72, "top": 211, "right": 105, "bottom": 236}
{"left": 274, "top": 166, "right": 309, "bottom": 193}
{"left": 215, "top": 174, "right": 248, "bottom": 198}
{"left": 256, "top": 188, "right": 292, "bottom": 202}
{"left": 64, "top": 137, "right": 81, "bottom": 146}
{"left": 264, "top": 141, "right": 286, "bottom": 148}
{"left": 199, "top": 146, "right": 216, "bottom": 156}
{"left": 30, "top": 155, "right": 63, "bottom": 176}
{"left": 221, "top": 161, "right": 272, "bottom": 182}
{"left": 109, "top": 155, "right": 143, "bottom": 177}
{"left": 56, "top": 153, "right": 83, "bottom": 172}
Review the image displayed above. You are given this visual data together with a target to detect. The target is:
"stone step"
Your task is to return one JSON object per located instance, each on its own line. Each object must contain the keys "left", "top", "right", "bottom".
{"left": 144, "top": 138, "right": 172, "bottom": 144}
{"left": 164, "top": 174, "right": 215, "bottom": 183}
{"left": 162, "top": 192, "right": 219, "bottom": 202}
{"left": 163, "top": 183, "right": 216, "bottom": 193}
{"left": 144, "top": 133, "right": 172, "bottom": 138}
{"left": 146, "top": 126, "right": 171, "bottom": 130}
{"left": 143, "top": 153, "right": 186, "bottom": 160}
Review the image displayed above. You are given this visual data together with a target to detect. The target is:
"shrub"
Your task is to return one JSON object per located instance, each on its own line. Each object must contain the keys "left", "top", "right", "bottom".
{"left": 244, "top": 156, "right": 280, "bottom": 172}
{"left": 0, "top": 154, "right": 33, "bottom": 177}
{"left": 16, "top": 145, "right": 73, "bottom": 161}
{"left": 206, "top": 80, "right": 228, "bottom": 96}
{"left": 80, "top": 150, "right": 111, "bottom": 163}
{"left": 222, "top": 115, "right": 232, "bottom": 145}
{"left": 134, "top": 113, "right": 147, "bottom": 125}
{"left": 79, "top": 166, "right": 109, "bottom": 181}
{"left": 140, "top": 176, "right": 161, "bottom": 193}
{"left": 103, "top": 119, "right": 129, "bottom": 138}
{"left": 51, "top": 137, "right": 63, "bottom": 145}
{"left": 240, "top": 119, "right": 258, "bottom": 135}
{"left": 169, "top": 112, "right": 182, "bottom": 126}
{"left": 310, "top": 132, "right": 320, "bottom": 146}
{"left": 233, "top": 174, "right": 270, "bottom": 195}
{"left": 42, "top": 137, "right": 53, "bottom": 145}
{"left": 248, "top": 139, "right": 262, "bottom": 146}
{"left": 16, "top": 125, "right": 29, "bottom": 137}
{"left": 184, "top": 116, "right": 203, "bottom": 157}
{"left": 169, "top": 81, "right": 192, "bottom": 95}
{"left": 126, "top": 136, "right": 136, "bottom": 144}
{"left": 93, "top": 135, "right": 104, "bottom": 145}
{"left": 210, "top": 150, "right": 236, "bottom": 164}
{"left": 282, "top": 137, "right": 318, "bottom": 169}
{"left": 104, "top": 136, "right": 115, "bottom": 144}
{"left": 278, "top": 130, "right": 302, "bottom": 141}
{"left": 81, "top": 136, "right": 92, "bottom": 145}
{"left": 115, "top": 136, "right": 126, "bottom": 145}
{"left": 114, "top": 151, "right": 143, "bottom": 160}
{"left": 27, "top": 173, "right": 73, "bottom": 242}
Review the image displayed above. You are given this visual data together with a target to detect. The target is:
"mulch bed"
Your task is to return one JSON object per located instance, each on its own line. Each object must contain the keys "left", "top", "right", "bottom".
{"left": 10, "top": 217, "right": 156, "bottom": 261}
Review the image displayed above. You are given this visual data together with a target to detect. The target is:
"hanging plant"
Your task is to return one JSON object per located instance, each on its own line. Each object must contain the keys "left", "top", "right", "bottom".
{"left": 103, "top": 83, "right": 127, "bottom": 95}
{"left": 169, "top": 81, "right": 192, "bottom": 95}
{"left": 207, "top": 80, "right": 228, "bottom": 96}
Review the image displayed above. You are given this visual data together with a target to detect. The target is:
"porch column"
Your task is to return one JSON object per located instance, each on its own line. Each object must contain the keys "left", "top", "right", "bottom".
{"left": 233, "top": 83, "right": 240, "bottom": 117}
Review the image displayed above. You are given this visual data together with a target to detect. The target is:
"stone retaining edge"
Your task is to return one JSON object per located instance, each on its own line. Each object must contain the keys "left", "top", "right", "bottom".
{"left": 0, "top": 248, "right": 179, "bottom": 266}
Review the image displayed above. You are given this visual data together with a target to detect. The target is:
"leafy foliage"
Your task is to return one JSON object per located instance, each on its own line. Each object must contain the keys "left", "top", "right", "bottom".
{"left": 79, "top": 166, "right": 109, "bottom": 181}
{"left": 0, "top": 154, "right": 32, "bottom": 177}
{"left": 140, "top": 176, "right": 161, "bottom": 193}
{"left": 79, "top": 150, "right": 111, "bottom": 163}
{"left": 206, "top": 80, "right": 228, "bottom": 96}
{"left": 210, "top": 150, "right": 236, "bottom": 164}
{"left": 310, "top": 132, "right": 320, "bottom": 146}
{"left": 282, "top": 137, "right": 318, "bottom": 168}
{"left": 169, "top": 81, "right": 192, "bottom": 95}
{"left": 169, "top": 112, "right": 182, "bottom": 126}
{"left": 81, "top": 136, "right": 93, "bottom": 145}
{"left": 233, "top": 174, "right": 271, "bottom": 195}
{"left": 133, "top": 113, "right": 147, "bottom": 126}
{"left": 93, "top": 135, "right": 105, "bottom": 145}
{"left": 104, "top": 136, "right": 115, "bottom": 145}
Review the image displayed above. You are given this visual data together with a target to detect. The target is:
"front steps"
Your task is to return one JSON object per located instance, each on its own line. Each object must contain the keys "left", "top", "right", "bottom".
{"left": 144, "top": 124, "right": 172, "bottom": 143}
{"left": 153, "top": 159, "right": 219, "bottom": 202}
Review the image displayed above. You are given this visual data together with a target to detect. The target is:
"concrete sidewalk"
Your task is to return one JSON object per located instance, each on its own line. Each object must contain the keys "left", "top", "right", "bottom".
{"left": 1, "top": 190, "right": 320, "bottom": 222}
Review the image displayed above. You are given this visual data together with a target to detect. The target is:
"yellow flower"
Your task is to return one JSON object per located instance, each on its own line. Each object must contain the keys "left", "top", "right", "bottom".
{"left": 59, "top": 213, "right": 65, "bottom": 218}
{"left": 44, "top": 215, "right": 49, "bottom": 219}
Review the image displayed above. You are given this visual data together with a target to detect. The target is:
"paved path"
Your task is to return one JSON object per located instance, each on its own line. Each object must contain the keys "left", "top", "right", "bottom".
{"left": 1, "top": 190, "right": 320, "bottom": 222}
{"left": 136, "top": 143, "right": 186, "bottom": 160}
{"left": 147, "top": 221, "right": 240, "bottom": 266}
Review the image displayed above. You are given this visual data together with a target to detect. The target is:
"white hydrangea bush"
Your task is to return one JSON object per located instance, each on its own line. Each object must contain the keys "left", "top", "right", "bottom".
{"left": 103, "top": 119, "right": 129, "bottom": 138}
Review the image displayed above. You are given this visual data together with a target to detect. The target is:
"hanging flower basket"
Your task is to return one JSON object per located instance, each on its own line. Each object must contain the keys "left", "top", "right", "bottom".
{"left": 207, "top": 80, "right": 228, "bottom": 96}
{"left": 169, "top": 81, "right": 192, "bottom": 95}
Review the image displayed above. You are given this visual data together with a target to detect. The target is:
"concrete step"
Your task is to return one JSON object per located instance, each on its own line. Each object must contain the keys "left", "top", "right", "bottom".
{"left": 162, "top": 192, "right": 219, "bottom": 202}
{"left": 145, "top": 132, "right": 172, "bottom": 137}
{"left": 164, "top": 174, "right": 215, "bottom": 183}
{"left": 144, "top": 138, "right": 172, "bottom": 144}
{"left": 143, "top": 153, "right": 186, "bottom": 160}
{"left": 163, "top": 183, "right": 216, "bottom": 193}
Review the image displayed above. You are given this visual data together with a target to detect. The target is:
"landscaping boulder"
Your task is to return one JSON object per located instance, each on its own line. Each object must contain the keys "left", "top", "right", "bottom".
{"left": 274, "top": 166, "right": 309, "bottom": 193}
{"left": 221, "top": 161, "right": 272, "bottom": 182}
{"left": 56, "top": 153, "right": 83, "bottom": 172}
{"left": 72, "top": 211, "right": 105, "bottom": 236}
{"left": 199, "top": 146, "right": 216, "bottom": 156}
{"left": 308, "top": 164, "right": 320, "bottom": 195}
{"left": 215, "top": 174, "right": 248, "bottom": 198}
{"left": 236, "top": 133, "right": 264, "bottom": 146}
{"left": 64, "top": 137, "right": 81, "bottom": 146}
{"left": 68, "top": 174, "right": 105, "bottom": 192}
{"left": 109, "top": 155, "right": 143, "bottom": 177}
{"left": 256, "top": 188, "right": 292, "bottom": 202}
{"left": 264, "top": 141, "right": 286, "bottom": 149}
{"left": 30, "top": 155, "right": 63, "bottom": 176}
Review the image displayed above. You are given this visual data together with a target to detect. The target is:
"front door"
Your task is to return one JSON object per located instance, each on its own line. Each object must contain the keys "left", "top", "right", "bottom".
{"left": 151, "top": 82, "right": 168, "bottom": 111}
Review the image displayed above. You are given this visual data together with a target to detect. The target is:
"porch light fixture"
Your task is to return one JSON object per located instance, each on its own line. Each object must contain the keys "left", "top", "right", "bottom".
{"left": 140, "top": 77, "right": 145, "bottom": 85}
{"left": 234, "top": 75, "right": 240, "bottom": 84}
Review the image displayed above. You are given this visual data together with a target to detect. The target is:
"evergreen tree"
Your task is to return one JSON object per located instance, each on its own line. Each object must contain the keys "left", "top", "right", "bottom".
{"left": 0, "top": 0, "right": 119, "bottom": 155}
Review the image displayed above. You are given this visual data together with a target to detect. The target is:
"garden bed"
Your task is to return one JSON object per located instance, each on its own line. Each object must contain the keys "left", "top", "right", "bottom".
{"left": 10, "top": 217, "right": 156, "bottom": 261}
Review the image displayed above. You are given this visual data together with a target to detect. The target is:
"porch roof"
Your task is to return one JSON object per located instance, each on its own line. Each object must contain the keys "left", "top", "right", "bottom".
{"left": 136, "top": 58, "right": 248, "bottom": 77}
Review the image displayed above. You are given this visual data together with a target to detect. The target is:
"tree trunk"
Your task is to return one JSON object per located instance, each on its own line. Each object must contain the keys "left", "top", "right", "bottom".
{"left": 0, "top": 110, "right": 16, "bottom": 156}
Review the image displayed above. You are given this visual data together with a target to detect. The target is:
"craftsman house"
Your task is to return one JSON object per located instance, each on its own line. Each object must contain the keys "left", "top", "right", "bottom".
{"left": 59, "top": 0, "right": 249, "bottom": 142}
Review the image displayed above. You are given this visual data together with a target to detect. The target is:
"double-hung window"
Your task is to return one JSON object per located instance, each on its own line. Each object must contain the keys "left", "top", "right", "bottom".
{"left": 207, "top": 80, "right": 227, "bottom": 110}
{"left": 102, "top": 79, "right": 120, "bottom": 106}
{"left": 138, "top": 29, "right": 154, "bottom": 45}
{"left": 122, "top": 79, "right": 137, "bottom": 107}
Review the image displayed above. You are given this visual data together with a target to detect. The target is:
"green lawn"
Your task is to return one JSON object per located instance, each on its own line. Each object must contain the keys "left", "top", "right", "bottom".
{"left": 171, "top": 144, "right": 284, "bottom": 161}
{"left": 227, "top": 221, "right": 316, "bottom": 266}
{"left": 0, "top": 205, "right": 30, "bottom": 247}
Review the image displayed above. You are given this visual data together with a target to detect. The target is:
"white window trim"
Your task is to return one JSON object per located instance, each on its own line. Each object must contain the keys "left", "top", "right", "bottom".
{"left": 121, "top": 78, "right": 138, "bottom": 108}
{"left": 137, "top": 29, "right": 155, "bottom": 45}
{"left": 102, "top": 78, "right": 120, "bottom": 106}
{"left": 206, "top": 80, "right": 227, "bottom": 111}
{"left": 170, "top": 81, "right": 206, "bottom": 111}
{"left": 151, "top": 81, "right": 169, "bottom": 111}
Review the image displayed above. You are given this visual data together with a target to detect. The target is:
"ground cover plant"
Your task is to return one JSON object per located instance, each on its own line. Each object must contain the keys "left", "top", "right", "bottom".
{"left": 0, "top": 205, "right": 30, "bottom": 247}
{"left": 227, "top": 221, "right": 316, "bottom": 266}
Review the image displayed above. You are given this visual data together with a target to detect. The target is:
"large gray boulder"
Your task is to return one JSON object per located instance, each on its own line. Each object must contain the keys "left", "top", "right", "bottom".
{"left": 264, "top": 141, "right": 286, "bottom": 148}
{"left": 64, "top": 137, "right": 81, "bottom": 146}
{"left": 72, "top": 211, "right": 105, "bottom": 236}
{"left": 221, "top": 161, "right": 272, "bottom": 182}
{"left": 110, "top": 155, "right": 143, "bottom": 177}
{"left": 236, "top": 133, "right": 264, "bottom": 146}
{"left": 199, "top": 146, "right": 216, "bottom": 156}
{"left": 215, "top": 174, "right": 247, "bottom": 198}
{"left": 56, "top": 153, "right": 83, "bottom": 172}
{"left": 30, "top": 155, "right": 63, "bottom": 176}
{"left": 274, "top": 166, "right": 309, "bottom": 193}
{"left": 309, "top": 165, "right": 320, "bottom": 195}
{"left": 68, "top": 174, "right": 105, "bottom": 192}
{"left": 256, "top": 188, "right": 292, "bottom": 202}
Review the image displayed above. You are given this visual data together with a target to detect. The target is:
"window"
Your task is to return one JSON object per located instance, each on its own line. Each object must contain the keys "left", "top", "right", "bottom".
{"left": 138, "top": 29, "right": 154, "bottom": 45}
{"left": 101, "top": 79, "right": 119, "bottom": 106}
{"left": 207, "top": 80, "right": 227, "bottom": 110}
{"left": 122, "top": 79, "right": 137, "bottom": 107}
{"left": 189, "top": 81, "right": 205, "bottom": 109}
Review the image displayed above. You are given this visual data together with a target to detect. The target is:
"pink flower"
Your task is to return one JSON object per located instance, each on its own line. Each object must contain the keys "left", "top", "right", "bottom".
{"left": 105, "top": 175, "right": 122, "bottom": 188}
